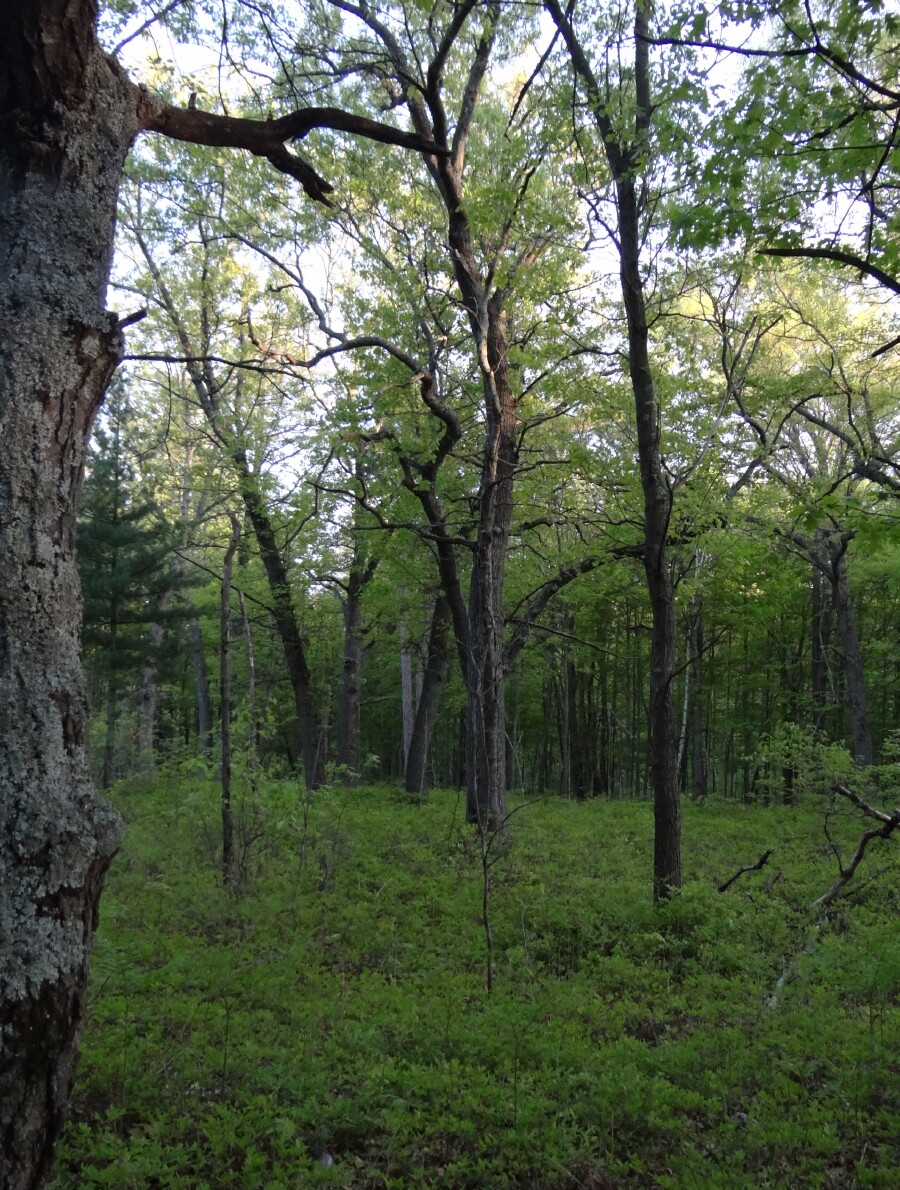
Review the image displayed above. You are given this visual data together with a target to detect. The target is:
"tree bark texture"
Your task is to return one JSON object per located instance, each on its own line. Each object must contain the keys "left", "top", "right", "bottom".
{"left": 0, "top": 4, "right": 135, "bottom": 1184}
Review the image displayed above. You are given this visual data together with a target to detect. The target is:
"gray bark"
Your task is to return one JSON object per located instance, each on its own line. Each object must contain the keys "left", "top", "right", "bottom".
{"left": 0, "top": 6, "right": 135, "bottom": 1183}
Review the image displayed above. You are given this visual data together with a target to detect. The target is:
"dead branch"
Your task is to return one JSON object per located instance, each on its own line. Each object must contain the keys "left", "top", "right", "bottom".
{"left": 717, "top": 848, "right": 775, "bottom": 893}
{"left": 810, "top": 787, "right": 900, "bottom": 910}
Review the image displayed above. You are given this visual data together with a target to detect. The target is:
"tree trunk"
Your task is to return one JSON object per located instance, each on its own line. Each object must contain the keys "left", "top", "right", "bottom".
{"left": 237, "top": 467, "right": 324, "bottom": 790}
{"left": 405, "top": 596, "right": 451, "bottom": 795}
{"left": 547, "top": 0, "right": 681, "bottom": 898}
{"left": 101, "top": 603, "right": 120, "bottom": 790}
{"left": 220, "top": 518, "right": 240, "bottom": 887}
{"left": 830, "top": 549, "right": 873, "bottom": 766}
{"left": 0, "top": 5, "right": 136, "bottom": 1183}
{"left": 137, "top": 593, "right": 173, "bottom": 772}
{"left": 690, "top": 600, "right": 708, "bottom": 802}
{"left": 187, "top": 615, "right": 214, "bottom": 754}
{"left": 400, "top": 625, "right": 415, "bottom": 775}
{"left": 617, "top": 183, "right": 681, "bottom": 897}
{"left": 335, "top": 558, "right": 372, "bottom": 781}
{"left": 463, "top": 297, "right": 517, "bottom": 830}
{"left": 810, "top": 563, "right": 831, "bottom": 729}
{"left": 237, "top": 589, "right": 259, "bottom": 803}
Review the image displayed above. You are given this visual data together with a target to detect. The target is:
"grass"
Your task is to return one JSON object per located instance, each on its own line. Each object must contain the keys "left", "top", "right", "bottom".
{"left": 50, "top": 776, "right": 900, "bottom": 1188}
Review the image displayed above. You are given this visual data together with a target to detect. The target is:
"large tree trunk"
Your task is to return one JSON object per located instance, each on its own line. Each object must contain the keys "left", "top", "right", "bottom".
{"left": 0, "top": 5, "right": 136, "bottom": 1184}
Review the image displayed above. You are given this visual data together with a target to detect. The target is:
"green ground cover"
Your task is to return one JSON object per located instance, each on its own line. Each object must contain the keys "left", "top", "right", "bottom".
{"left": 50, "top": 779, "right": 899, "bottom": 1188}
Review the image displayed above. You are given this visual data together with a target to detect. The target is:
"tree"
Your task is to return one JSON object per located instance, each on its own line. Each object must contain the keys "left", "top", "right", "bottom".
{"left": 78, "top": 383, "right": 180, "bottom": 786}
{"left": 0, "top": 3, "right": 443, "bottom": 1182}
{"left": 546, "top": 0, "right": 684, "bottom": 898}
{"left": 663, "top": 0, "right": 900, "bottom": 328}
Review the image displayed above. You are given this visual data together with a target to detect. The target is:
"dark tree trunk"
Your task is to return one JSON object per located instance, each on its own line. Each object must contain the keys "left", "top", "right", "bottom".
{"left": 829, "top": 548, "right": 873, "bottom": 766}
{"left": 689, "top": 598, "right": 708, "bottom": 801}
{"left": 237, "top": 467, "right": 324, "bottom": 791}
{"left": 101, "top": 603, "right": 120, "bottom": 790}
{"left": 187, "top": 615, "right": 214, "bottom": 753}
{"left": 335, "top": 554, "right": 376, "bottom": 781}
{"left": 617, "top": 190, "right": 680, "bottom": 897}
{"left": 0, "top": 4, "right": 136, "bottom": 1183}
{"left": 547, "top": 0, "right": 681, "bottom": 898}
{"left": 219, "top": 518, "right": 240, "bottom": 887}
{"left": 405, "top": 596, "right": 452, "bottom": 795}
{"left": 810, "top": 563, "right": 831, "bottom": 728}
{"left": 237, "top": 589, "right": 259, "bottom": 802}
{"left": 137, "top": 593, "right": 173, "bottom": 771}
{"left": 464, "top": 316, "right": 517, "bottom": 829}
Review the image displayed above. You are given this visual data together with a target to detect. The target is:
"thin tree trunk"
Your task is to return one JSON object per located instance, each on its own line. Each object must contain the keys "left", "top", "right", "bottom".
{"left": 101, "top": 605, "right": 120, "bottom": 790}
{"left": 237, "top": 467, "right": 324, "bottom": 790}
{"left": 400, "top": 624, "right": 415, "bottom": 774}
{"left": 405, "top": 596, "right": 451, "bottom": 796}
{"left": 220, "top": 517, "right": 240, "bottom": 887}
{"left": 335, "top": 555, "right": 375, "bottom": 781}
{"left": 810, "top": 563, "right": 830, "bottom": 730}
{"left": 830, "top": 549, "right": 873, "bottom": 766}
{"left": 137, "top": 593, "right": 173, "bottom": 772}
{"left": 690, "top": 599, "right": 708, "bottom": 801}
{"left": 187, "top": 616, "right": 214, "bottom": 754}
{"left": 547, "top": 0, "right": 681, "bottom": 896}
{"left": 237, "top": 589, "right": 259, "bottom": 802}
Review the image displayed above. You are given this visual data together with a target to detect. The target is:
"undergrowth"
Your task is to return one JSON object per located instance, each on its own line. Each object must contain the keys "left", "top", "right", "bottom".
{"left": 50, "top": 779, "right": 899, "bottom": 1188}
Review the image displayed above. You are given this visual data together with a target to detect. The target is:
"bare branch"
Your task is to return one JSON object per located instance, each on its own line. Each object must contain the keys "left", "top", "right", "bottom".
{"left": 810, "top": 786, "right": 900, "bottom": 909}
{"left": 718, "top": 848, "right": 775, "bottom": 893}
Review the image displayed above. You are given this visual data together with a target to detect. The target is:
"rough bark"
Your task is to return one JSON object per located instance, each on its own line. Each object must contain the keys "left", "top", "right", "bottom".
{"left": 1, "top": 5, "right": 448, "bottom": 1179}
{"left": 0, "top": 5, "right": 135, "bottom": 1183}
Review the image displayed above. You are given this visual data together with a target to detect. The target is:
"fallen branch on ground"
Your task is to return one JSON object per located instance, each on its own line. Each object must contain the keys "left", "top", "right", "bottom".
{"left": 718, "top": 848, "right": 775, "bottom": 893}
{"left": 810, "top": 786, "right": 900, "bottom": 910}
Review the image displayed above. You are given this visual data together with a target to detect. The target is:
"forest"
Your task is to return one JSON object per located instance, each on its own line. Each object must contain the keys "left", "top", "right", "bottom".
{"left": 1, "top": 0, "right": 899, "bottom": 1187}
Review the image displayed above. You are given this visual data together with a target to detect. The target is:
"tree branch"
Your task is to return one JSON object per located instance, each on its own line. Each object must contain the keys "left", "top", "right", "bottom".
{"left": 135, "top": 92, "right": 446, "bottom": 205}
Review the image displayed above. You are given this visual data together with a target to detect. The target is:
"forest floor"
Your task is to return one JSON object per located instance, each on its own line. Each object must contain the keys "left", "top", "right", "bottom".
{"left": 50, "top": 776, "right": 899, "bottom": 1189}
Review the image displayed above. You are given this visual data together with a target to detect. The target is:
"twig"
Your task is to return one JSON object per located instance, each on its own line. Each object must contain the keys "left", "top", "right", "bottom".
{"left": 811, "top": 788, "right": 900, "bottom": 910}
{"left": 717, "top": 848, "right": 775, "bottom": 893}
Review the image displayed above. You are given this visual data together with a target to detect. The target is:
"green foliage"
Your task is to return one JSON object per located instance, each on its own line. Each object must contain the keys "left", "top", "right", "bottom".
{"left": 51, "top": 780, "right": 899, "bottom": 1188}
